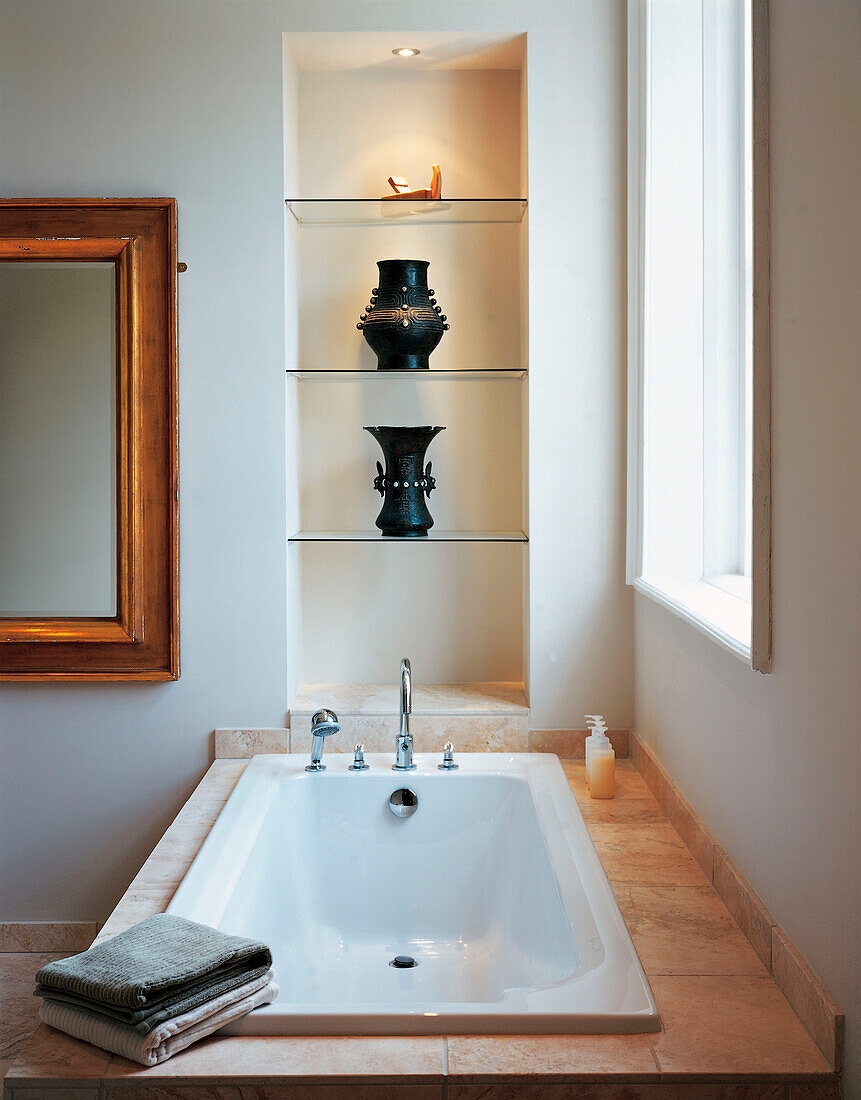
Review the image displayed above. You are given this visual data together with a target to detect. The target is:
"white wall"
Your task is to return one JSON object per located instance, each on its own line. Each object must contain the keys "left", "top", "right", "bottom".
{"left": 634, "top": 2, "right": 861, "bottom": 1094}
{"left": 0, "top": 0, "right": 630, "bottom": 917}
{"left": 0, "top": 0, "right": 292, "bottom": 919}
{"left": 526, "top": 3, "right": 631, "bottom": 727}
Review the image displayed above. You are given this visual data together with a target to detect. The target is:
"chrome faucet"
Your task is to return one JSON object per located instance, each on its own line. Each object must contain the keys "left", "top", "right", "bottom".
{"left": 393, "top": 658, "right": 416, "bottom": 771}
{"left": 305, "top": 709, "right": 340, "bottom": 772}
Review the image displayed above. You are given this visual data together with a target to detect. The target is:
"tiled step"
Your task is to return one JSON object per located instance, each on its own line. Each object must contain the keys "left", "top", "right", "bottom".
{"left": 289, "top": 681, "right": 528, "bottom": 753}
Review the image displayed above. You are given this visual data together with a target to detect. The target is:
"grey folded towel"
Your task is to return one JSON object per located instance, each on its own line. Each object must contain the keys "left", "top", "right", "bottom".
{"left": 35, "top": 959, "right": 271, "bottom": 1033}
{"left": 35, "top": 914, "right": 272, "bottom": 1016}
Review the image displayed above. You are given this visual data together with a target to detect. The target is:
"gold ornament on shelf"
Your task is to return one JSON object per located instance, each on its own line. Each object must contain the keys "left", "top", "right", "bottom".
{"left": 382, "top": 163, "right": 442, "bottom": 202}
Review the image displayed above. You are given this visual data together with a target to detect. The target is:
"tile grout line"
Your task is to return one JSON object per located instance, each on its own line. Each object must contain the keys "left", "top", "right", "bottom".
{"left": 645, "top": 969, "right": 780, "bottom": 979}
{"left": 646, "top": 1034, "right": 662, "bottom": 1075}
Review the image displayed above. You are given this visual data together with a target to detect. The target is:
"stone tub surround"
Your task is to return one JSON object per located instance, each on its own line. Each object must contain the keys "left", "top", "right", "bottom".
{"left": 212, "top": 728, "right": 291, "bottom": 758}
{"left": 629, "top": 733, "right": 844, "bottom": 1073}
{"left": 0, "top": 951, "right": 72, "bottom": 1089}
{"left": 3, "top": 758, "right": 839, "bottom": 1099}
{"left": 215, "top": 725, "right": 631, "bottom": 759}
{"left": 0, "top": 924, "right": 98, "bottom": 953}
{"left": 214, "top": 683, "right": 633, "bottom": 760}
{"left": 288, "top": 682, "right": 530, "bottom": 754}
{"left": 531, "top": 728, "right": 629, "bottom": 758}
{"left": 291, "top": 682, "right": 529, "bottom": 716}
{"left": 217, "top": 680, "right": 628, "bottom": 761}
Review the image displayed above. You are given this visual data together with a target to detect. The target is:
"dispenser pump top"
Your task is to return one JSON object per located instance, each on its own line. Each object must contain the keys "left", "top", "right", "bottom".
{"left": 585, "top": 714, "right": 609, "bottom": 746}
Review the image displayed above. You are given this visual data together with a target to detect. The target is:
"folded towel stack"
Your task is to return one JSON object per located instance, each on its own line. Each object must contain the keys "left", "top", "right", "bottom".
{"left": 35, "top": 913, "right": 278, "bottom": 1066}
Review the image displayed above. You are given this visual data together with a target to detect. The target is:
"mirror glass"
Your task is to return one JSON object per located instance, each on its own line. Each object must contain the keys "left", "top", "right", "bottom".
{"left": 0, "top": 262, "right": 117, "bottom": 617}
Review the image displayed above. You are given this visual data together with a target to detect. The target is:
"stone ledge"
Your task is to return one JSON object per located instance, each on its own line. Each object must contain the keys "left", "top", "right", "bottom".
{"left": 629, "top": 731, "right": 844, "bottom": 1073}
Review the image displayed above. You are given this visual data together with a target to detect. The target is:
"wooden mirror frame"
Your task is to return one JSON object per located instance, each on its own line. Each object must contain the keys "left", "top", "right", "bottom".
{"left": 0, "top": 199, "right": 178, "bottom": 680}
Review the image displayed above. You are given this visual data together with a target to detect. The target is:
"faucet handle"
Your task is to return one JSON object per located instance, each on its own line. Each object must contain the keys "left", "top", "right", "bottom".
{"left": 438, "top": 741, "right": 459, "bottom": 770}
{"left": 349, "top": 743, "right": 369, "bottom": 771}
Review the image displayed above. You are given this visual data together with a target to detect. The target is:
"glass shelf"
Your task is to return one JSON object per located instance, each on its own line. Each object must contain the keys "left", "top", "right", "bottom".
{"left": 287, "top": 369, "right": 526, "bottom": 380}
{"left": 286, "top": 198, "right": 527, "bottom": 225}
{"left": 290, "top": 530, "right": 528, "bottom": 543}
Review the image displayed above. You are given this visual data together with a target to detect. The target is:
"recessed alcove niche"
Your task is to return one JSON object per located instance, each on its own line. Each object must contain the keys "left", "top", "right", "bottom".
{"left": 283, "top": 32, "right": 528, "bottom": 724}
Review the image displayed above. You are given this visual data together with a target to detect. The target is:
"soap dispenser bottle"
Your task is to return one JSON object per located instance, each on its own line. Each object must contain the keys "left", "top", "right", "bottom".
{"left": 584, "top": 715, "right": 606, "bottom": 790}
{"left": 589, "top": 723, "right": 616, "bottom": 800}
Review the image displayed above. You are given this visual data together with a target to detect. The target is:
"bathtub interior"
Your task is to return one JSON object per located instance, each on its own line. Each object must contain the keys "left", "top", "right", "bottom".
{"left": 212, "top": 770, "right": 581, "bottom": 1005}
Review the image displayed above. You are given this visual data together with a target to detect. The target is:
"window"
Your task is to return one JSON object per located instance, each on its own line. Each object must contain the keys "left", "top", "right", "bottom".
{"left": 627, "top": 0, "right": 771, "bottom": 670}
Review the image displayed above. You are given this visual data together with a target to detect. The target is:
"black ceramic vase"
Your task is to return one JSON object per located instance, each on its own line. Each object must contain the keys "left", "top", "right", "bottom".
{"left": 364, "top": 425, "right": 445, "bottom": 536}
{"left": 357, "top": 259, "right": 449, "bottom": 371}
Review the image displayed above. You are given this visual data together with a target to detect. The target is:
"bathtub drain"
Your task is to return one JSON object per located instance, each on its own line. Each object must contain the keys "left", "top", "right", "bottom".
{"left": 389, "top": 955, "right": 418, "bottom": 969}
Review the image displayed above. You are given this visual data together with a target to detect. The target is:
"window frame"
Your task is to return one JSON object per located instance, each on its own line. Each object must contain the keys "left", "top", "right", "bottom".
{"left": 626, "top": 0, "right": 772, "bottom": 672}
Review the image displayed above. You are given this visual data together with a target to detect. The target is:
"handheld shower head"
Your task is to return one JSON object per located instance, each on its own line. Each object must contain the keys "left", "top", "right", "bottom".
{"left": 306, "top": 709, "right": 341, "bottom": 771}
{"left": 311, "top": 709, "right": 340, "bottom": 736}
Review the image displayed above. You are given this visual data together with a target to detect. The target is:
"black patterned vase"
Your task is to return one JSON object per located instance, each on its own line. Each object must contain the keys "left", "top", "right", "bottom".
{"left": 357, "top": 259, "right": 449, "bottom": 371}
{"left": 364, "top": 425, "right": 445, "bottom": 536}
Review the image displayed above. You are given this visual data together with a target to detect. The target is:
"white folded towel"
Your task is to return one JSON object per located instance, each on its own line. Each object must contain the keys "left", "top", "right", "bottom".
{"left": 39, "top": 967, "right": 278, "bottom": 1066}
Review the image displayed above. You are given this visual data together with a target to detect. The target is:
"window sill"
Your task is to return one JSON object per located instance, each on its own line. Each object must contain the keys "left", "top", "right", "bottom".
{"left": 633, "top": 575, "right": 752, "bottom": 663}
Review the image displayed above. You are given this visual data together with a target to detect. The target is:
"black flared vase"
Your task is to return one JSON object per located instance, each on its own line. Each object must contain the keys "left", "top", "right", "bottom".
{"left": 364, "top": 425, "right": 445, "bottom": 537}
{"left": 357, "top": 259, "right": 449, "bottom": 371}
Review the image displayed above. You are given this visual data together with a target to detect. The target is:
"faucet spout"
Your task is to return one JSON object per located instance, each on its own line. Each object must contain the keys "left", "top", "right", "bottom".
{"left": 394, "top": 658, "right": 415, "bottom": 770}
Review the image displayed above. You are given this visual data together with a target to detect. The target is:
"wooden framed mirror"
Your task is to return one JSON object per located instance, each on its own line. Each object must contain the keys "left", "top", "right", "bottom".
{"left": 0, "top": 199, "right": 178, "bottom": 679}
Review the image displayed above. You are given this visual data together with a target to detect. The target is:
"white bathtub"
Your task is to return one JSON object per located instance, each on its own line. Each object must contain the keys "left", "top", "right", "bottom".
{"left": 167, "top": 753, "right": 659, "bottom": 1034}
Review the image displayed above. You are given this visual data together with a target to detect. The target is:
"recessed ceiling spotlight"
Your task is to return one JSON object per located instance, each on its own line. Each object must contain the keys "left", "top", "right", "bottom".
{"left": 392, "top": 47, "right": 421, "bottom": 57}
